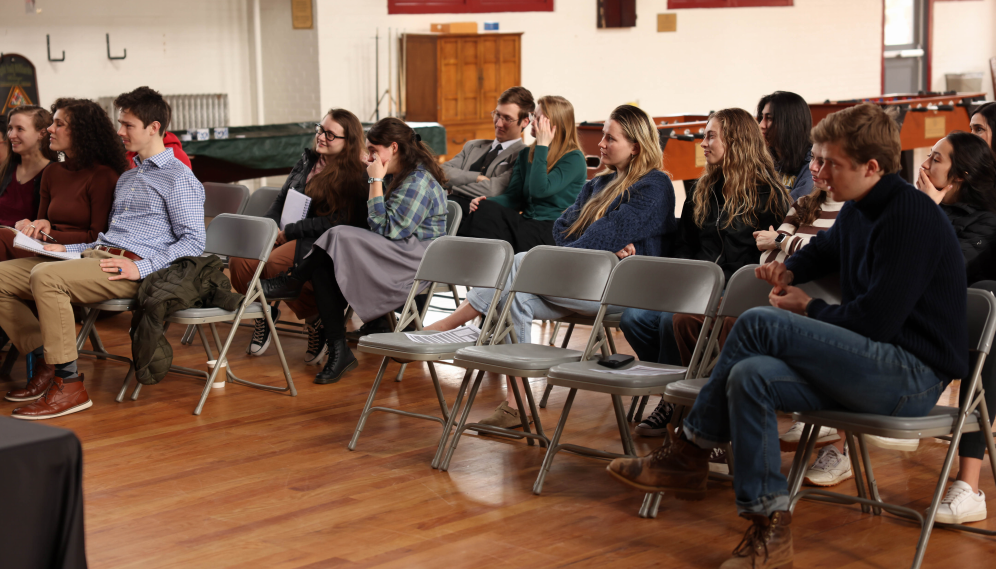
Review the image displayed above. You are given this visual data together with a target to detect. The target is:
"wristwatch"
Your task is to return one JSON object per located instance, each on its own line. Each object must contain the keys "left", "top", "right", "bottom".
{"left": 367, "top": 177, "right": 385, "bottom": 184}
{"left": 774, "top": 233, "right": 788, "bottom": 244}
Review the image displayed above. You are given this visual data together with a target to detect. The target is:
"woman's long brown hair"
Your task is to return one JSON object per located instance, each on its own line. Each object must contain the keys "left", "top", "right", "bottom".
{"left": 0, "top": 105, "right": 57, "bottom": 184}
{"left": 566, "top": 104, "right": 665, "bottom": 237}
{"left": 692, "top": 108, "right": 790, "bottom": 229}
{"left": 305, "top": 108, "right": 368, "bottom": 222}
{"left": 529, "top": 95, "right": 582, "bottom": 173}
{"left": 366, "top": 117, "right": 447, "bottom": 196}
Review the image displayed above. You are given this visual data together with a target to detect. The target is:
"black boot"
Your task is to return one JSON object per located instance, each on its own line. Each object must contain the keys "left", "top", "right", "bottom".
{"left": 260, "top": 270, "right": 305, "bottom": 300}
{"left": 314, "top": 338, "right": 357, "bottom": 384}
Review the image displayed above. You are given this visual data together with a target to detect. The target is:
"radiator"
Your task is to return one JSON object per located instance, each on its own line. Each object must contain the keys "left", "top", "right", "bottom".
{"left": 98, "top": 93, "right": 229, "bottom": 131}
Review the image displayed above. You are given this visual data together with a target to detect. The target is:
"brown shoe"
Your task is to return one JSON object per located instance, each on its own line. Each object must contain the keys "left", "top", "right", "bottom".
{"left": 606, "top": 432, "right": 710, "bottom": 499}
{"left": 476, "top": 402, "right": 525, "bottom": 429}
{"left": 12, "top": 375, "right": 92, "bottom": 420}
{"left": 4, "top": 362, "right": 56, "bottom": 402}
{"left": 720, "top": 511, "right": 793, "bottom": 569}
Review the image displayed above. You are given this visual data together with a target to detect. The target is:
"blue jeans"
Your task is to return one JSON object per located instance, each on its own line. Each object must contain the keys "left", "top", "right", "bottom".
{"left": 683, "top": 306, "right": 948, "bottom": 516}
{"left": 619, "top": 308, "right": 683, "bottom": 365}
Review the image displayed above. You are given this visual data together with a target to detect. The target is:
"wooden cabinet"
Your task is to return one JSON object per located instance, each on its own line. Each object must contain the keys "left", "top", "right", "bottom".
{"left": 402, "top": 33, "right": 522, "bottom": 161}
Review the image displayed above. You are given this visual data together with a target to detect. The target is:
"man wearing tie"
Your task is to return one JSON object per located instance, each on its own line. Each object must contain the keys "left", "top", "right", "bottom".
{"left": 441, "top": 86, "right": 534, "bottom": 211}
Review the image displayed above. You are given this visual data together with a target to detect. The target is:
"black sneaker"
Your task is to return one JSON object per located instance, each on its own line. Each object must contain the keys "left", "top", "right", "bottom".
{"left": 261, "top": 271, "right": 305, "bottom": 300}
{"left": 635, "top": 398, "right": 674, "bottom": 437}
{"left": 247, "top": 307, "right": 279, "bottom": 356}
{"left": 304, "top": 318, "right": 327, "bottom": 366}
{"left": 708, "top": 446, "right": 729, "bottom": 475}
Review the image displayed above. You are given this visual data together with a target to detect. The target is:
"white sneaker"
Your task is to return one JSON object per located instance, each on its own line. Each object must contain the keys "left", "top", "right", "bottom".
{"left": 804, "top": 445, "right": 853, "bottom": 487}
{"left": 865, "top": 435, "right": 919, "bottom": 452}
{"left": 935, "top": 480, "right": 987, "bottom": 524}
{"left": 780, "top": 421, "right": 840, "bottom": 451}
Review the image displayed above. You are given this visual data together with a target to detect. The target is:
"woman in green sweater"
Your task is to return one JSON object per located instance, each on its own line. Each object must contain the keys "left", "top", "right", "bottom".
{"left": 457, "top": 95, "right": 586, "bottom": 253}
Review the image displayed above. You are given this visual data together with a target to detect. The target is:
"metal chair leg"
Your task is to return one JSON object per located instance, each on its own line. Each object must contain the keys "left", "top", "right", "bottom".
{"left": 533, "top": 388, "right": 577, "bottom": 495}
{"left": 180, "top": 324, "right": 196, "bottom": 345}
{"left": 440, "top": 370, "right": 487, "bottom": 471}
{"left": 548, "top": 322, "right": 561, "bottom": 346}
{"left": 539, "top": 383, "right": 553, "bottom": 408}
{"left": 432, "top": 369, "right": 476, "bottom": 469}
{"left": 348, "top": 358, "right": 391, "bottom": 450}
{"left": 395, "top": 363, "right": 407, "bottom": 382}
{"left": 612, "top": 395, "right": 637, "bottom": 456}
{"left": 508, "top": 376, "right": 537, "bottom": 447}
{"left": 634, "top": 395, "right": 649, "bottom": 423}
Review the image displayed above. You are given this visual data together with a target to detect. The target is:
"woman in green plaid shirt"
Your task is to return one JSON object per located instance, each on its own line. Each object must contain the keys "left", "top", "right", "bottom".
{"left": 262, "top": 118, "right": 448, "bottom": 384}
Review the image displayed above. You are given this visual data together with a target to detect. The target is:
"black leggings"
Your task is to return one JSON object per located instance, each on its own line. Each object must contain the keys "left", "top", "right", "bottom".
{"left": 961, "top": 281, "right": 996, "bottom": 460}
{"left": 295, "top": 252, "right": 347, "bottom": 345}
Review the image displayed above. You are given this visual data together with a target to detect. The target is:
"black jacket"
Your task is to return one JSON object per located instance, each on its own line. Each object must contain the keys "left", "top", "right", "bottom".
{"left": 673, "top": 175, "right": 787, "bottom": 282}
{"left": 130, "top": 256, "right": 245, "bottom": 385}
{"left": 941, "top": 201, "right": 996, "bottom": 284}
{"left": 264, "top": 149, "right": 368, "bottom": 267}
{"left": 0, "top": 162, "right": 48, "bottom": 219}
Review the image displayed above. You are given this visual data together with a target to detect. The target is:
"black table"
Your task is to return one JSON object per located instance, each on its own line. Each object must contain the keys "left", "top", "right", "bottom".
{"left": 0, "top": 417, "right": 87, "bottom": 568}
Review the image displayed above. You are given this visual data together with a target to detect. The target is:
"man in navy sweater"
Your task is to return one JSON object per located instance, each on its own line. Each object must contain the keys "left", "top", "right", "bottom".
{"left": 607, "top": 103, "right": 968, "bottom": 569}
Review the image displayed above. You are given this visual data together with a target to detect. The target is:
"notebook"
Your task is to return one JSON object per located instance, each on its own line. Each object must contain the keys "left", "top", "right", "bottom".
{"left": 279, "top": 189, "right": 312, "bottom": 230}
{"left": 12, "top": 232, "right": 81, "bottom": 260}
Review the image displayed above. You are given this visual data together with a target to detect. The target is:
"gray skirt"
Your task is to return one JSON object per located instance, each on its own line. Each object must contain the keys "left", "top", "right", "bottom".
{"left": 311, "top": 225, "right": 431, "bottom": 322}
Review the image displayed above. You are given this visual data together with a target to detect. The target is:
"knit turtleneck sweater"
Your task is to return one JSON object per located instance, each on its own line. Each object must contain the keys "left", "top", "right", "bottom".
{"left": 786, "top": 173, "right": 969, "bottom": 380}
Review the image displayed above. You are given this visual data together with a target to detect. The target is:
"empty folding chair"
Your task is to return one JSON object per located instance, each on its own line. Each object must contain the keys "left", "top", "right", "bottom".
{"left": 437, "top": 246, "right": 619, "bottom": 471}
{"left": 348, "top": 236, "right": 515, "bottom": 456}
{"left": 242, "top": 186, "right": 280, "bottom": 218}
{"left": 786, "top": 288, "right": 996, "bottom": 569}
{"left": 533, "top": 257, "right": 724, "bottom": 495}
{"left": 121, "top": 214, "right": 295, "bottom": 415}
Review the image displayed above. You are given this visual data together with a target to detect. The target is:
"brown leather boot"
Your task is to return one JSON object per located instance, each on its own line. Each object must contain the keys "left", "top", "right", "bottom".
{"left": 720, "top": 511, "right": 794, "bottom": 569}
{"left": 4, "top": 362, "right": 56, "bottom": 402}
{"left": 12, "top": 375, "right": 92, "bottom": 420}
{"left": 606, "top": 431, "right": 710, "bottom": 498}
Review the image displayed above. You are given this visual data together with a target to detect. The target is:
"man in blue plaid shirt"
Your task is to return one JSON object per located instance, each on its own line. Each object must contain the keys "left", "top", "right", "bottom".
{"left": 0, "top": 87, "right": 205, "bottom": 420}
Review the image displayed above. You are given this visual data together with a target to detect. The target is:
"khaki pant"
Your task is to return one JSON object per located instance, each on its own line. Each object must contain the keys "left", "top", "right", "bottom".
{"left": 0, "top": 249, "right": 140, "bottom": 364}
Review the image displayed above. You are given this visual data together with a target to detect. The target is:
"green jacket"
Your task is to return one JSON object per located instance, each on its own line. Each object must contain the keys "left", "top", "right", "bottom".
{"left": 489, "top": 146, "right": 586, "bottom": 221}
{"left": 130, "top": 255, "right": 245, "bottom": 385}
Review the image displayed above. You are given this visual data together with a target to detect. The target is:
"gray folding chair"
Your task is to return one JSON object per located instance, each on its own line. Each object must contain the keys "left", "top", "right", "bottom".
{"left": 538, "top": 313, "right": 621, "bottom": 408}
{"left": 121, "top": 214, "right": 295, "bottom": 415}
{"left": 242, "top": 186, "right": 280, "bottom": 217}
{"left": 348, "top": 237, "right": 515, "bottom": 457}
{"left": 787, "top": 288, "right": 996, "bottom": 569}
{"left": 533, "top": 257, "right": 725, "bottom": 495}
{"left": 436, "top": 246, "right": 619, "bottom": 471}
{"left": 203, "top": 182, "right": 250, "bottom": 218}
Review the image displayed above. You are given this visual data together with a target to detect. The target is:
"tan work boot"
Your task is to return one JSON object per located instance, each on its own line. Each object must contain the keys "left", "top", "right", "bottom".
{"left": 476, "top": 402, "right": 525, "bottom": 429}
{"left": 606, "top": 431, "right": 710, "bottom": 499}
{"left": 720, "top": 511, "right": 793, "bottom": 569}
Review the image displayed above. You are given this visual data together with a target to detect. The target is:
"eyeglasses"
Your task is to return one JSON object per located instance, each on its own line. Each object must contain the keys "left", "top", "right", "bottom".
{"left": 490, "top": 110, "right": 520, "bottom": 125}
{"left": 314, "top": 123, "right": 345, "bottom": 142}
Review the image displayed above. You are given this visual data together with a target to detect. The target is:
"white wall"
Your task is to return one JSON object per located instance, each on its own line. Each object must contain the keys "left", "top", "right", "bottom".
{"left": 316, "top": 0, "right": 883, "bottom": 123}
{"left": 0, "top": 0, "right": 255, "bottom": 126}
{"left": 932, "top": 0, "right": 995, "bottom": 100}
{"left": 258, "top": 0, "right": 322, "bottom": 124}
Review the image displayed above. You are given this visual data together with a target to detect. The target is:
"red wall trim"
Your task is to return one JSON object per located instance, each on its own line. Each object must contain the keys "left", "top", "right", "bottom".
{"left": 388, "top": 0, "right": 554, "bottom": 15}
{"left": 668, "top": 0, "right": 793, "bottom": 8}
{"left": 881, "top": 0, "right": 886, "bottom": 94}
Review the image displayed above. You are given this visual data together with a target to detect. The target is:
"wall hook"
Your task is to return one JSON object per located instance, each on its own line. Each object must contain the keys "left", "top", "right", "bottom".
{"left": 106, "top": 33, "right": 126, "bottom": 60}
{"left": 47, "top": 35, "right": 65, "bottom": 62}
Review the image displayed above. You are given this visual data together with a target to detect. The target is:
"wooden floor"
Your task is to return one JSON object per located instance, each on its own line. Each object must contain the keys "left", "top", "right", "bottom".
{"left": 2, "top": 309, "right": 995, "bottom": 568}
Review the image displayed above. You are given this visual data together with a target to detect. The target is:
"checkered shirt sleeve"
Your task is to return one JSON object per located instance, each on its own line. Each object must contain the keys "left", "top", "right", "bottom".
{"left": 367, "top": 167, "right": 448, "bottom": 241}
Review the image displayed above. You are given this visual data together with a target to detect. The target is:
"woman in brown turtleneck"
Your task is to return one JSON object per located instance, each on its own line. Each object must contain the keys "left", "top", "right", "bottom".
{"left": 1, "top": 98, "right": 127, "bottom": 260}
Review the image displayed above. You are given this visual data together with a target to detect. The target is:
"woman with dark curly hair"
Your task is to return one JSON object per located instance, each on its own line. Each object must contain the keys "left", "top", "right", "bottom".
{"left": 2, "top": 98, "right": 126, "bottom": 260}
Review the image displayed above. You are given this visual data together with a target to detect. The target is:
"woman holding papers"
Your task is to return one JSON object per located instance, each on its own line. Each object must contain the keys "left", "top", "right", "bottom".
{"left": 260, "top": 117, "right": 448, "bottom": 384}
{"left": 1, "top": 99, "right": 124, "bottom": 260}
{"left": 426, "top": 105, "right": 676, "bottom": 430}
{"left": 230, "top": 108, "right": 368, "bottom": 365}
{"left": 0, "top": 106, "right": 56, "bottom": 232}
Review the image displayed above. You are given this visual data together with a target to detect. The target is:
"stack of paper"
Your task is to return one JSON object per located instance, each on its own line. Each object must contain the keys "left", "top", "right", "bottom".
{"left": 279, "top": 189, "right": 312, "bottom": 230}
{"left": 13, "top": 232, "right": 80, "bottom": 260}
{"left": 404, "top": 325, "right": 481, "bottom": 344}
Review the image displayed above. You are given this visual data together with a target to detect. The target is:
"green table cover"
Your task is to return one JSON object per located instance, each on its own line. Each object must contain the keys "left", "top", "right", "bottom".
{"left": 180, "top": 122, "right": 446, "bottom": 170}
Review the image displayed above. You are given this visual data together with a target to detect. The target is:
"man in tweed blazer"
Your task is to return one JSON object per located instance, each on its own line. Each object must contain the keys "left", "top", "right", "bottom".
{"left": 442, "top": 86, "right": 534, "bottom": 201}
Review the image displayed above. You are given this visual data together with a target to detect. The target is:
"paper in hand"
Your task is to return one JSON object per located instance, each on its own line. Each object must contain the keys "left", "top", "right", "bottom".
{"left": 13, "top": 232, "right": 80, "bottom": 260}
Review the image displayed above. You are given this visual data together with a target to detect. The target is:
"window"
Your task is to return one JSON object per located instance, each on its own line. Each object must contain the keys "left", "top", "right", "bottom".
{"left": 388, "top": 0, "right": 553, "bottom": 14}
{"left": 667, "top": 1, "right": 793, "bottom": 8}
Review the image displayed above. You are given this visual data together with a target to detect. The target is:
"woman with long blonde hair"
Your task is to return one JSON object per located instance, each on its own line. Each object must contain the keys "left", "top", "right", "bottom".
{"left": 429, "top": 104, "right": 677, "bottom": 429}
{"left": 621, "top": 107, "right": 791, "bottom": 439}
{"left": 456, "top": 95, "right": 587, "bottom": 253}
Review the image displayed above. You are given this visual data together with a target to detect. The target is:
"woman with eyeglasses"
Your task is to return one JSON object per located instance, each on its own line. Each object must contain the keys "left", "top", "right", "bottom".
{"left": 260, "top": 117, "right": 448, "bottom": 384}
{"left": 230, "top": 108, "right": 368, "bottom": 366}
{"left": 456, "top": 95, "right": 587, "bottom": 253}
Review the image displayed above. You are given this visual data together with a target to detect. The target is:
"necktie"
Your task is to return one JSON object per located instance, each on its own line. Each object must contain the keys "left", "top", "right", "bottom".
{"left": 473, "top": 144, "right": 503, "bottom": 174}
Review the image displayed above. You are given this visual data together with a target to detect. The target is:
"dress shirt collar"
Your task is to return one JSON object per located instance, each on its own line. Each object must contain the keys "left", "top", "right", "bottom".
{"left": 491, "top": 138, "right": 519, "bottom": 152}
{"left": 134, "top": 147, "right": 176, "bottom": 169}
